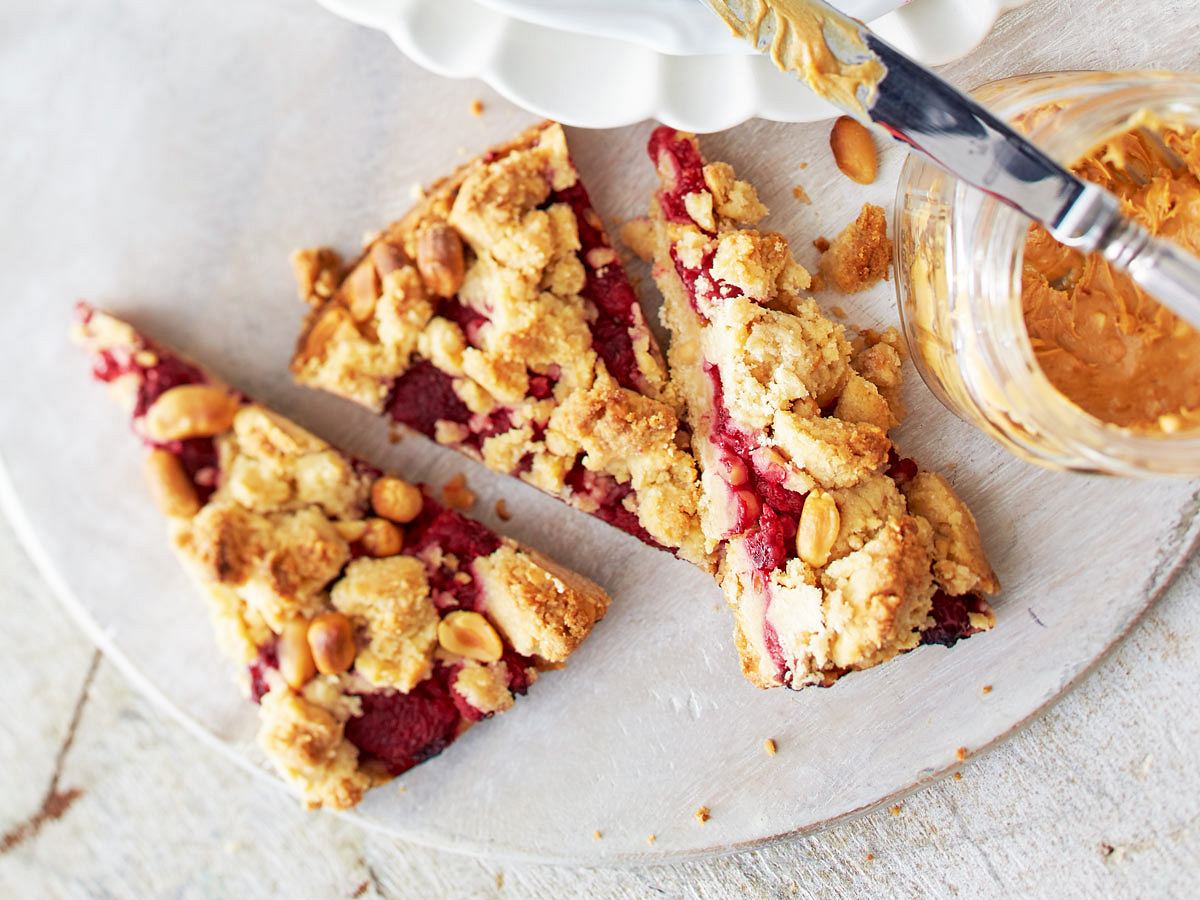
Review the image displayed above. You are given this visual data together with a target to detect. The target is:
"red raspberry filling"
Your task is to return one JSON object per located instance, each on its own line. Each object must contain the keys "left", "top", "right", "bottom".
{"left": 704, "top": 366, "right": 807, "bottom": 571}
{"left": 565, "top": 460, "right": 667, "bottom": 551}
{"left": 345, "top": 677, "right": 463, "bottom": 776}
{"left": 648, "top": 127, "right": 711, "bottom": 228}
{"left": 921, "top": 590, "right": 988, "bottom": 647}
{"left": 248, "top": 642, "right": 278, "bottom": 704}
{"left": 552, "top": 181, "right": 646, "bottom": 393}
{"left": 388, "top": 360, "right": 473, "bottom": 437}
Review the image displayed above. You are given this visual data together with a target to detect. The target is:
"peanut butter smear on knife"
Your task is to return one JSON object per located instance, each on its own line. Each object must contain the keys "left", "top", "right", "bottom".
{"left": 704, "top": 0, "right": 885, "bottom": 116}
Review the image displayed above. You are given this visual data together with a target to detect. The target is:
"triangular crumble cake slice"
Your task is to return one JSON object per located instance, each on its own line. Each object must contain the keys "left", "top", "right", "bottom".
{"left": 645, "top": 128, "right": 999, "bottom": 690}
{"left": 73, "top": 303, "right": 609, "bottom": 809}
{"left": 290, "top": 122, "right": 711, "bottom": 571}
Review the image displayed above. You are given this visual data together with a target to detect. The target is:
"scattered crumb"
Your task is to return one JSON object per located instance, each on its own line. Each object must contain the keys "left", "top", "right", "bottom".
{"left": 351, "top": 881, "right": 370, "bottom": 899}
{"left": 799, "top": 161, "right": 809, "bottom": 170}
{"left": 953, "top": 772, "right": 963, "bottom": 781}
{"left": 819, "top": 204, "right": 892, "bottom": 293}
{"left": 813, "top": 236, "right": 831, "bottom": 252}
{"left": 408, "top": 183, "right": 425, "bottom": 202}
{"left": 647, "top": 834, "right": 657, "bottom": 845}
{"left": 889, "top": 804, "right": 902, "bottom": 816}
{"left": 694, "top": 805, "right": 711, "bottom": 825}
{"left": 1100, "top": 843, "right": 1127, "bottom": 865}
{"left": 456, "top": 146, "right": 467, "bottom": 156}
{"left": 763, "top": 738, "right": 777, "bottom": 756}
{"left": 469, "top": 98, "right": 485, "bottom": 117}
{"left": 620, "top": 217, "right": 655, "bottom": 262}
{"left": 955, "top": 746, "right": 968, "bottom": 762}
{"left": 387, "top": 426, "right": 405, "bottom": 445}
{"left": 982, "top": 684, "right": 993, "bottom": 695}
{"left": 792, "top": 184, "right": 811, "bottom": 204}
{"left": 831, "top": 305, "right": 847, "bottom": 319}
{"left": 495, "top": 872, "right": 505, "bottom": 890}
{"left": 1138, "top": 754, "right": 1154, "bottom": 778}
{"left": 495, "top": 498, "right": 512, "bottom": 521}
{"left": 865, "top": 852, "right": 875, "bottom": 861}
{"left": 593, "top": 829, "right": 603, "bottom": 840}
{"left": 443, "top": 473, "right": 476, "bottom": 510}
{"left": 223, "top": 840, "right": 243, "bottom": 854}
{"left": 396, "top": 785, "right": 407, "bottom": 794}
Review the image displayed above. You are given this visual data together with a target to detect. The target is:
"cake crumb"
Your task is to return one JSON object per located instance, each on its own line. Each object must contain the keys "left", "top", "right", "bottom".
{"left": 889, "top": 804, "right": 902, "bottom": 816}
{"left": 813, "top": 236, "right": 831, "bottom": 252}
{"left": 694, "top": 805, "right": 711, "bottom": 824}
{"left": 620, "top": 217, "right": 655, "bottom": 262}
{"left": 495, "top": 498, "right": 512, "bottom": 521}
{"left": 647, "top": 833, "right": 657, "bottom": 845}
{"left": 792, "top": 184, "right": 811, "bottom": 204}
{"left": 809, "top": 273, "right": 826, "bottom": 292}
{"left": 953, "top": 772, "right": 963, "bottom": 781}
{"left": 955, "top": 746, "right": 968, "bottom": 762}
{"left": 831, "top": 305, "right": 847, "bottom": 319}
{"left": 593, "top": 829, "right": 603, "bottom": 840}
{"left": 865, "top": 852, "right": 875, "bottom": 861}
{"left": 799, "top": 161, "right": 809, "bottom": 170}
{"left": 763, "top": 738, "right": 777, "bottom": 756}
{"left": 443, "top": 473, "right": 476, "bottom": 510}
{"left": 819, "top": 204, "right": 892, "bottom": 293}
{"left": 387, "top": 426, "right": 405, "bottom": 445}
{"left": 351, "top": 881, "right": 369, "bottom": 899}
{"left": 469, "top": 98, "right": 485, "bottom": 117}
{"left": 982, "top": 684, "right": 993, "bottom": 695}
{"left": 408, "top": 183, "right": 426, "bottom": 202}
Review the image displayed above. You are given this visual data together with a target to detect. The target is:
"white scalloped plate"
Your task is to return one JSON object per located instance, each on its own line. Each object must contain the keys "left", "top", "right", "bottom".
{"left": 472, "top": 0, "right": 908, "bottom": 56}
{"left": 316, "top": 0, "right": 1033, "bottom": 130}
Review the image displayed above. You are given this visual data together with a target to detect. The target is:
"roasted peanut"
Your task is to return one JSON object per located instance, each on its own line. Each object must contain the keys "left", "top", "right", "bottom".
{"left": 437, "top": 610, "right": 503, "bottom": 663}
{"left": 416, "top": 223, "right": 466, "bottom": 297}
{"left": 307, "top": 611, "right": 356, "bottom": 675}
{"left": 830, "top": 116, "right": 878, "bottom": 185}
{"left": 797, "top": 491, "right": 841, "bottom": 568}
{"left": 360, "top": 517, "right": 403, "bottom": 557}
{"left": 299, "top": 306, "right": 350, "bottom": 362}
{"left": 278, "top": 618, "right": 317, "bottom": 689}
{"left": 369, "top": 239, "right": 410, "bottom": 277}
{"left": 143, "top": 384, "right": 239, "bottom": 442}
{"left": 143, "top": 449, "right": 200, "bottom": 518}
{"left": 339, "top": 259, "right": 381, "bottom": 322}
{"left": 371, "top": 476, "right": 424, "bottom": 524}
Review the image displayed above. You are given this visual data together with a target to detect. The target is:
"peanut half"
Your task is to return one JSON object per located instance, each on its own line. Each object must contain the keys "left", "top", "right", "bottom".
{"left": 437, "top": 611, "right": 503, "bottom": 663}
{"left": 278, "top": 618, "right": 317, "bottom": 689}
{"left": 830, "top": 117, "right": 878, "bottom": 185}
{"left": 416, "top": 223, "right": 466, "bottom": 298}
{"left": 797, "top": 490, "right": 841, "bottom": 568}
{"left": 143, "top": 384, "right": 239, "bottom": 443}
{"left": 371, "top": 477, "right": 424, "bottom": 524}
{"left": 143, "top": 449, "right": 200, "bottom": 518}
{"left": 307, "top": 611, "right": 357, "bottom": 675}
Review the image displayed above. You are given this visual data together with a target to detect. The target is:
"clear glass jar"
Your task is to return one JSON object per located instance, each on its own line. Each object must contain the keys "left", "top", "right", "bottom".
{"left": 894, "top": 71, "right": 1200, "bottom": 476}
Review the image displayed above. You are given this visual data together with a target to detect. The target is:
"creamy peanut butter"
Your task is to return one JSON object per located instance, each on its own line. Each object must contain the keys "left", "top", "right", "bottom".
{"left": 707, "top": 0, "right": 885, "bottom": 116}
{"left": 1022, "top": 119, "right": 1200, "bottom": 432}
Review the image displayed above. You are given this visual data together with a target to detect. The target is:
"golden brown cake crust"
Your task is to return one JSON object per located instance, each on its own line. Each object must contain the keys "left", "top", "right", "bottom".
{"left": 290, "top": 122, "right": 711, "bottom": 572}
{"left": 72, "top": 305, "right": 610, "bottom": 809}
{"left": 646, "top": 129, "right": 998, "bottom": 690}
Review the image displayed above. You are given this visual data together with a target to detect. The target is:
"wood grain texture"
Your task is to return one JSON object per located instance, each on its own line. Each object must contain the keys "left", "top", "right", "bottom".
{"left": 1, "top": 0, "right": 1199, "bottom": 895}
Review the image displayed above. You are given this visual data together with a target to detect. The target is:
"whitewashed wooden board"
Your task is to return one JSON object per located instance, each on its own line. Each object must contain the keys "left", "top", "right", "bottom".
{"left": 1, "top": 0, "right": 1198, "bottom": 866}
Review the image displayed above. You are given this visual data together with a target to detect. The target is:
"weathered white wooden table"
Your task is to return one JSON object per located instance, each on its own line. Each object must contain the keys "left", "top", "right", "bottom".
{"left": 2, "top": 0, "right": 1198, "bottom": 895}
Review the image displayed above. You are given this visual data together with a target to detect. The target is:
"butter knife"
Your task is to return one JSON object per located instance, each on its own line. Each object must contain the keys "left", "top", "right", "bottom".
{"left": 702, "top": 0, "right": 1200, "bottom": 330}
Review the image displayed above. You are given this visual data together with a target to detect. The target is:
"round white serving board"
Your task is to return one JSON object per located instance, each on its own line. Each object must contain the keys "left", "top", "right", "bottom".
{"left": 1, "top": 0, "right": 1197, "bottom": 864}
{"left": 317, "top": 0, "right": 1033, "bottom": 131}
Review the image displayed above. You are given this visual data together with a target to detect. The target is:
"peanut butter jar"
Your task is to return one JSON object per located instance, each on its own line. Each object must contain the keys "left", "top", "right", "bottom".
{"left": 895, "top": 71, "right": 1200, "bottom": 476}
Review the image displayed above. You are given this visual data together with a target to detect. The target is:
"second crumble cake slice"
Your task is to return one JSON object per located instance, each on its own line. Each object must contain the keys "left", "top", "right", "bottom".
{"left": 645, "top": 127, "right": 999, "bottom": 690}
{"left": 290, "top": 122, "right": 711, "bottom": 570}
